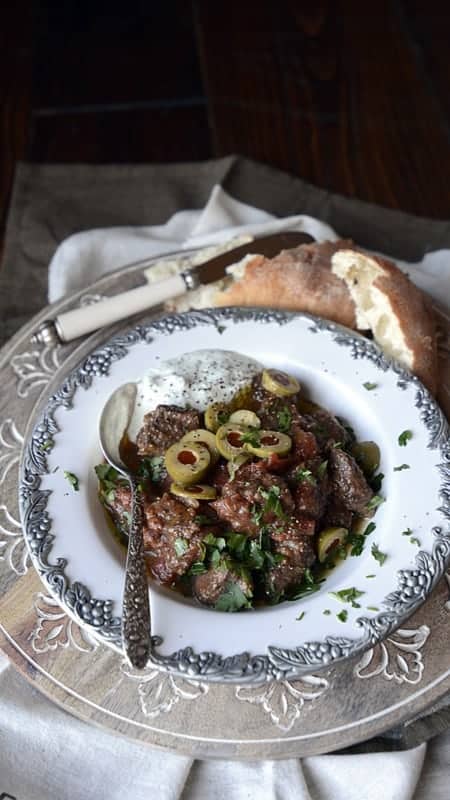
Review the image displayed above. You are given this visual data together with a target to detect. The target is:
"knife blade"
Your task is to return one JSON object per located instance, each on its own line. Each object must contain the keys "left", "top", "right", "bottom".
{"left": 32, "top": 231, "right": 314, "bottom": 345}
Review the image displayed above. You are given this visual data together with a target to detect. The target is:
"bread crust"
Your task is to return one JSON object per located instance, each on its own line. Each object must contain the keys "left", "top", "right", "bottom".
{"left": 215, "top": 241, "right": 357, "bottom": 328}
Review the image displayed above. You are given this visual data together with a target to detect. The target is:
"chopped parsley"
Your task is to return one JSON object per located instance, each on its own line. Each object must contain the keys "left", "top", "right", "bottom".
{"left": 323, "top": 609, "right": 331, "bottom": 616}
{"left": 64, "top": 471, "right": 79, "bottom": 491}
{"left": 370, "top": 472, "right": 384, "bottom": 492}
{"left": 287, "top": 568, "right": 323, "bottom": 601}
{"left": 363, "top": 382, "right": 377, "bottom": 391}
{"left": 41, "top": 440, "right": 54, "bottom": 451}
{"left": 295, "top": 468, "right": 317, "bottom": 486}
{"left": 365, "top": 574, "right": 376, "bottom": 579}
{"left": 215, "top": 582, "right": 252, "bottom": 612}
{"left": 241, "top": 428, "right": 261, "bottom": 448}
{"left": 398, "top": 430, "right": 413, "bottom": 447}
{"left": 367, "top": 606, "right": 379, "bottom": 612}
{"left": 258, "top": 485, "right": 286, "bottom": 519}
{"left": 194, "top": 514, "right": 213, "bottom": 526}
{"left": 276, "top": 407, "right": 292, "bottom": 433}
{"left": 217, "top": 410, "right": 230, "bottom": 425}
{"left": 138, "top": 455, "right": 165, "bottom": 483}
{"left": 317, "top": 460, "right": 328, "bottom": 479}
{"left": 329, "top": 587, "right": 365, "bottom": 608}
{"left": 371, "top": 543, "right": 387, "bottom": 565}
{"left": 366, "top": 494, "right": 384, "bottom": 511}
{"left": 174, "top": 538, "right": 189, "bottom": 557}
{"left": 337, "top": 609, "right": 348, "bottom": 623}
{"left": 402, "top": 528, "right": 413, "bottom": 536}
{"left": 347, "top": 521, "right": 376, "bottom": 557}
{"left": 410, "top": 537, "right": 421, "bottom": 546}
{"left": 188, "top": 562, "right": 207, "bottom": 576}
{"left": 394, "top": 464, "right": 410, "bottom": 472}
{"left": 216, "top": 324, "right": 226, "bottom": 335}
{"left": 296, "top": 611, "right": 306, "bottom": 621}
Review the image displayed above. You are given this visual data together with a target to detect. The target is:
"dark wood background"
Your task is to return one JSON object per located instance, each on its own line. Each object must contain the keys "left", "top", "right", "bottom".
{"left": 2, "top": 0, "right": 450, "bottom": 254}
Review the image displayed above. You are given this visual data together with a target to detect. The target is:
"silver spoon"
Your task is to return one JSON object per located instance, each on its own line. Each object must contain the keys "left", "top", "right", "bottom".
{"left": 99, "top": 382, "right": 151, "bottom": 669}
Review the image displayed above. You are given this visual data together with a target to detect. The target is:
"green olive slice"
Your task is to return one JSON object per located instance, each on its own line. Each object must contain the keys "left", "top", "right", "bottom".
{"left": 164, "top": 441, "right": 211, "bottom": 485}
{"left": 317, "top": 527, "right": 348, "bottom": 563}
{"left": 228, "top": 409, "right": 261, "bottom": 428}
{"left": 170, "top": 482, "right": 217, "bottom": 500}
{"left": 204, "top": 402, "right": 230, "bottom": 433}
{"left": 351, "top": 441, "right": 380, "bottom": 476}
{"left": 215, "top": 423, "right": 249, "bottom": 460}
{"left": 261, "top": 368, "right": 300, "bottom": 397}
{"left": 181, "top": 429, "right": 220, "bottom": 464}
{"left": 227, "top": 453, "right": 251, "bottom": 480}
{"left": 244, "top": 429, "right": 292, "bottom": 457}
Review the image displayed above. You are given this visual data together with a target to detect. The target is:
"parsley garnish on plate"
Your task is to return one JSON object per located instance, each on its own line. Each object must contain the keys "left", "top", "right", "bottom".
{"left": 394, "top": 464, "right": 410, "bottom": 471}
{"left": 241, "top": 428, "right": 261, "bottom": 448}
{"left": 371, "top": 543, "right": 387, "bottom": 565}
{"left": 276, "top": 406, "right": 292, "bottom": 433}
{"left": 329, "top": 587, "right": 365, "bottom": 608}
{"left": 174, "top": 538, "right": 189, "bottom": 557}
{"left": 337, "top": 609, "right": 348, "bottom": 623}
{"left": 317, "top": 460, "right": 328, "bottom": 479}
{"left": 370, "top": 472, "right": 384, "bottom": 492}
{"left": 258, "top": 485, "right": 286, "bottom": 519}
{"left": 410, "top": 537, "right": 421, "bottom": 546}
{"left": 295, "top": 468, "right": 317, "bottom": 486}
{"left": 64, "top": 471, "right": 79, "bottom": 491}
{"left": 365, "top": 574, "right": 376, "bottom": 579}
{"left": 138, "top": 455, "right": 165, "bottom": 483}
{"left": 366, "top": 494, "right": 384, "bottom": 511}
{"left": 323, "top": 609, "right": 331, "bottom": 615}
{"left": 296, "top": 611, "right": 306, "bottom": 622}
{"left": 215, "top": 582, "right": 252, "bottom": 612}
{"left": 363, "top": 382, "right": 377, "bottom": 391}
{"left": 347, "top": 521, "right": 376, "bottom": 557}
{"left": 402, "top": 528, "right": 413, "bottom": 536}
{"left": 367, "top": 606, "right": 379, "bottom": 612}
{"left": 398, "top": 430, "right": 413, "bottom": 447}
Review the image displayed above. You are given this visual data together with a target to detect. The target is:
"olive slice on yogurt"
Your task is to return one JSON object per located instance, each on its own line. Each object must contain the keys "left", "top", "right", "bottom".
{"left": 170, "top": 482, "right": 217, "bottom": 500}
{"left": 244, "top": 430, "right": 292, "bottom": 458}
{"left": 164, "top": 441, "right": 211, "bottom": 485}
{"left": 262, "top": 368, "right": 300, "bottom": 397}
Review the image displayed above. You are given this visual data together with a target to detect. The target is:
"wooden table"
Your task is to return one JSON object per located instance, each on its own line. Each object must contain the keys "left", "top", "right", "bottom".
{"left": 2, "top": 0, "right": 450, "bottom": 257}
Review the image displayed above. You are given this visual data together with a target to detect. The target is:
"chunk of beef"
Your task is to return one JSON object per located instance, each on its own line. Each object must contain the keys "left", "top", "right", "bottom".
{"left": 143, "top": 493, "right": 204, "bottom": 584}
{"left": 136, "top": 405, "right": 201, "bottom": 456}
{"left": 290, "top": 423, "right": 320, "bottom": 462}
{"left": 328, "top": 447, "right": 373, "bottom": 513}
{"left": 322, "top": 497, "right": 354, "bottom": 530}
{"left": 250, "top": 375, "right": 300, "bottom": 428}
{"left": 193, "top": 564, "right": 253, "bottom": 607}
{"left": 266, "top": 526, "right": 316, "bottom": 595}
{"left": 292, "top": 477, "right": 327, "bottom": 520}
{"left": 301, "top": 409, "right": 349, "bottom": 449}
{"left": 209, "top": 461, "right": 230, "bottom": 491}
{"left": 210, "top": 463, "right": 294, "bottom": 536}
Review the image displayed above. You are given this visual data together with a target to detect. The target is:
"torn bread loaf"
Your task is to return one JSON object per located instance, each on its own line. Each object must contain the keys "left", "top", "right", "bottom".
{"left": 166, "top": 240, "right": 437, "bottom": 394}
{"left": 331, "top": 249, "right": 437, "bottom": 394}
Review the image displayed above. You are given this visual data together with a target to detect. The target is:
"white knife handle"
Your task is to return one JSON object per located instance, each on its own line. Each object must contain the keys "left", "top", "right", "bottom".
{"left": 55, "top": 274, "right": 187, "bottom": 342}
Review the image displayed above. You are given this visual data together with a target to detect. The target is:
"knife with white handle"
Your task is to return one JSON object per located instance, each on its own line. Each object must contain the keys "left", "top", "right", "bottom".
{"left": 32, "top": 231, "right": 313, "bottom": 345}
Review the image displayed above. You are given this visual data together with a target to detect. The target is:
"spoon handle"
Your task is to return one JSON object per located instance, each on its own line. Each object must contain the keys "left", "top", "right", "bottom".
{"left": 122, "top": 477, "right": 151, "bottom": 668}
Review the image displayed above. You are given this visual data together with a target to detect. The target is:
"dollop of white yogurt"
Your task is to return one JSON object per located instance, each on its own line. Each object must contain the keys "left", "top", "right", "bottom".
{"left": 128, "top": 349, "right": 262, "bottom": 441}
